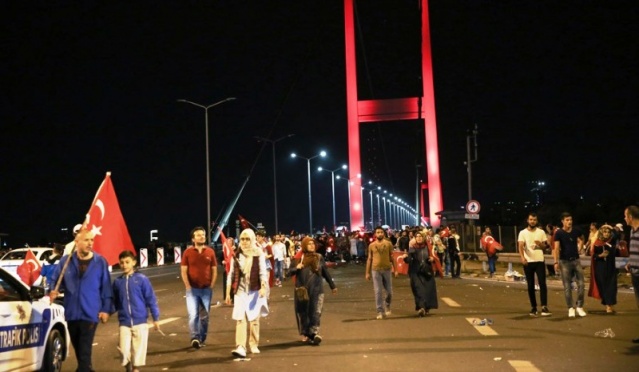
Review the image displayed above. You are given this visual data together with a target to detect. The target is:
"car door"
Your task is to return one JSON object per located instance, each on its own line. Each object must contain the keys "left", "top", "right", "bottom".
{"left": 0, "top": 269, "right": 34, "bottom": 371}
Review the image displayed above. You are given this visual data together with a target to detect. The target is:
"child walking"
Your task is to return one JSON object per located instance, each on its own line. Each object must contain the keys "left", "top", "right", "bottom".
{"left": 113, "top": 250, "right": 161, "bottom": 372}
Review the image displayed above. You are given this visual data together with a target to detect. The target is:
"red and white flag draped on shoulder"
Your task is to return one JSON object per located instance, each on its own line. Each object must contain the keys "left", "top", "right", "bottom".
{"left": 85, "top": 172, "right": 135, "bottom": 266}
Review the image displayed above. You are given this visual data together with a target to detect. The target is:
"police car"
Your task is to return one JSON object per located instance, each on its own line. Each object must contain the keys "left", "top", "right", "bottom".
{"left": 0, "top": 266, "right": 69, "bottom": 371}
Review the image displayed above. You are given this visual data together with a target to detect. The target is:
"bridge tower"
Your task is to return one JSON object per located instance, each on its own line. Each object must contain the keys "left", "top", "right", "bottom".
{"left": 344, "top": 0, "right": 443, "bottom": 229}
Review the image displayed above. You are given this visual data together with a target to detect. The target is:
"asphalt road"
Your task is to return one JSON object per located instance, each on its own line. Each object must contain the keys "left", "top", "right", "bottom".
{"left": 62, "top": 260, "right": 638, "bottom": 371}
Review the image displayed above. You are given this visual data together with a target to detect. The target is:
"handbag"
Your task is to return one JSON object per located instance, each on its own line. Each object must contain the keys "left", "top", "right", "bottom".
{"left": 295, "top": 286, "right": 309, "bottom": 302}
{"left": 295, "top": 267, "right": 310, "bottom": 303}
{"left": 418, "top": 259, "right": 432, "bottom": 279}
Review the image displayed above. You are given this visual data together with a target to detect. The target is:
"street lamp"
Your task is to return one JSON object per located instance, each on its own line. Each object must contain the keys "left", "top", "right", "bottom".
{"left": 255, "top": 134, "right": 295, "bottom": 233}
{"left": 177, "top": 97, "right": 236, "bottom": 242}
{"left": 369, "top": 190, "right": 373, "bottom": 229}
{"left": 318, "top": 164, "right": 347, "bottom": 232}
{"left": 376, "top": 193, "right": 381, "bottom": 226}
{"left": 291, "top": 150, "right": 327, "bottom": 234}
{"left": 336, "top": 173, "right": 360, "bottom": 229}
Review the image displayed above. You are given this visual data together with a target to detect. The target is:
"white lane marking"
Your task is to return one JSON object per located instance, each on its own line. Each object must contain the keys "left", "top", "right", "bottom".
{"left": 147, "top": 317, "right": 180, "bottom": 329}
{"left": 466, "top": 318, "right": 498, "bottom": 336}
{"left": 441, "top": 297, "right": 461, "bottom": 307}
{"left": 508, "top": 360, "right": 542, "bottom": 372}
{"left": 155, "top": 289, "right": 168, "bottom": 292}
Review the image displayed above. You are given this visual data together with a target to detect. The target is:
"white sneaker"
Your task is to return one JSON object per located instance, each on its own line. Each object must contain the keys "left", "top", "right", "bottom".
{"left": 232, "top": 345, "right": 246, "bottom": 358}
{"left": 576, "top": 307, "right": 587, "bottom": 317}
{"left": 376, "top": 313, "right": 384, "bottom": 320}
{"left": 385, "top": 310, "right": 392, "bottom": 317}
{"left": 568, "top": 308, "right": 576, "bottom": 318}
{"left": 250, "top": 346, "right": 260, "bottom": 354}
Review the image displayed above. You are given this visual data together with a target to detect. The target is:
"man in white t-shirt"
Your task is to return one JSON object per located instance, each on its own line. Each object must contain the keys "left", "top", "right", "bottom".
{"left": 271, "top": 234, "right": 286, "bottom": 287}
{"left": 518, "top": 213, "right": 552, "bottom": 317}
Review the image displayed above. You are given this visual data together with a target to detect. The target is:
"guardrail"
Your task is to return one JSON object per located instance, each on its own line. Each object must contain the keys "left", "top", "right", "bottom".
{"left": 462, "top": 252, "right": 629, "bottom": 269}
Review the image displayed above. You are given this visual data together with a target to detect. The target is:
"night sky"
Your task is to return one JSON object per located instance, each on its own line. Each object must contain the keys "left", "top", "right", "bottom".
{"left": 1, "top": 1, "right": 637, "bottom": 247}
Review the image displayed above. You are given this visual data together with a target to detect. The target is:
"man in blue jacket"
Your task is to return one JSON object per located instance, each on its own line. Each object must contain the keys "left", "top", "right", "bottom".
{"left": 50, "top": 228, "right": 113, "bottom": 372}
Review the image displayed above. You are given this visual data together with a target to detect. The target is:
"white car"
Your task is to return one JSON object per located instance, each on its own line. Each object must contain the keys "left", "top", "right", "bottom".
{"left": 0, "top": 266, "right": 69, "bottom": 371}
{"left": 0, "top": 248, "right": 54, "bottom": 286}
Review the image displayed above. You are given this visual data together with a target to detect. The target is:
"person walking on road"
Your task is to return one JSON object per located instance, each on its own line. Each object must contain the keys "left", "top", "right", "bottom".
{"left": 113, "top": 250, "right": 161, "bottom": 372}
{"left": 623, "top": 205, "right": 639, "bottom": 343}
{"left": 290, "top": 236, "right": 337, "bottom": 344}
{"left": 366, "top": 226, "right": 397, "bottom": 319}
{"left": 181, "top": 226, "right": 218, "bottom": 349}
{"left": 553, "top": 212, "right": 587, "bottom": 318}
{"left": 225, "top": 228, "right": 269, "bottom": 358}
{"left": 50, "top": 228, "right": 113, "bottom": 372}
{"left": 401, "top": 231, "right": 438, "bottom": 317}
{"left": 518, "top": 213, "right": 552, "bottom": 317}
{"left": 222, "top": 237, "right": 237, "bottom": 304}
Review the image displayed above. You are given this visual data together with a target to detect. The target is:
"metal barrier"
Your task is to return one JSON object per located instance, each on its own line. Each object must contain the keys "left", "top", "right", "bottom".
{"left": 462, "top": 252, "right": 629, "bottom": 269}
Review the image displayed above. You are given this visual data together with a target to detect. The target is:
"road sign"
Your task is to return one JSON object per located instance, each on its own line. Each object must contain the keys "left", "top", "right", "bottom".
{"left": 466, "top": 200, "right": 481, "bottom": 214}
{"left": 465, "top": 213, "right": 480, "bottom": 220}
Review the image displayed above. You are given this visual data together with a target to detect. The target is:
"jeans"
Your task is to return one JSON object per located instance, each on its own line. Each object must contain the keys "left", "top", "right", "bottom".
{"left": 443, "top": 251, "right": 451, "bottom": 276}
{"left": 523, "top": 261, "right": 547, "bottom": 308}
{"left": 68, "top": 320, "right": 97, "bottom": 372}
{"left": 274, "top": 260, "right": 283, "bottom": 281}
{"left": 487, "top": 255, "right": 497, "bottom": 274}
{"left": 186, "top": 287, "right": 212, "bottom": 343}
{"left": 449, "top": 252, "right": 461, "bottom": 277}
{"left": 372, "top": 269, "right": 392, "bottom": 313}
{"left": 559, "top": 259, "right": 585, "bottom": 308}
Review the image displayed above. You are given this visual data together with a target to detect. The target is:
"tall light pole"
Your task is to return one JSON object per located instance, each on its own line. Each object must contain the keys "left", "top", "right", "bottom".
{"left": 382, "top": 197, "right": 387, "bottom": 225}
{"left": 255, "top": 134, "right": 295, "bottom": 233}
{"left": 369, "top": 190, "right": 374, "bottom": 229}
{"left": 318, "top": 164, "right": 347, "bottom": 231}
{"left": 177, "top": 97, "right": 236, "bottom": 242}
{"left": 336, "top": 173, "right": 360, "bottom": 231}
{"left": 376, "top": 193, "right": 381, "bottom": 226}
{"left": 465, "top": 124, "right": 479, "bottom": 201}
{"left": 291, "top": 151, "right": 327, "bottom": 234}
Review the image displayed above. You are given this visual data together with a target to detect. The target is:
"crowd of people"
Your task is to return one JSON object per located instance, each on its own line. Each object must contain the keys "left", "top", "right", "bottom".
{"left": 42, "top": 205, "right": 639, "bottom": 370}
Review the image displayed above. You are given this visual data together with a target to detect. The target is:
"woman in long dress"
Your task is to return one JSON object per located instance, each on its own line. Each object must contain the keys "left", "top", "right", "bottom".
{"left": 402, "top": 231, "right": 438, "bottom": 317}
{"left": 588, "top": 224, "right": 618, "bottom": 314}
{"left": 225, "top": 228, "right": 269, "bottom": 358}
{"left": 289, "top": 236, "right": 337, "bottom": 345}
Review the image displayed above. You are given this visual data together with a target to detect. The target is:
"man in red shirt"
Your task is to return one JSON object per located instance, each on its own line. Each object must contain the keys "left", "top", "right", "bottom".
{"left": 181, "top": 226, "right": 218, "bottom": 349}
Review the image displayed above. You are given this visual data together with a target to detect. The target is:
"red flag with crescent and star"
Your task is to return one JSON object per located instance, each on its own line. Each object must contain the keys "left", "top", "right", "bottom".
{"left": 480, "top": 235, "right": 503, "bottom": 256}
{"left": 85, "top": 172, "right": 135, "bottom": 266}
{"left": 17, "top": 248, "right": 42, "bottom": 286}
{"left": 238, "top": 214, "right": 251, "bottom": 230}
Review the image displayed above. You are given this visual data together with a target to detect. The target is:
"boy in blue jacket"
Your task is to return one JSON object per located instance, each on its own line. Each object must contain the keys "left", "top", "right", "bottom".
{"left": 113, "top": 250, "right": 161, "bottom": 372}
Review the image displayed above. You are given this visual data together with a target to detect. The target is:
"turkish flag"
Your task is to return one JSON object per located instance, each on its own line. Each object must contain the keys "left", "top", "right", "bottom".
{"left": 393, "top": 251, "right": 409, "bottom": 275}
{"left": 85, "top": 172, "right": 135, "bottom": 266}
{"left": 238, "top": 214, "right": 251, "bottom": 230}
{"left": 17, "top": 249, "right": 42, "bottom": 286}
{"left": 219, "top": 229, "right": 227, "bottom": 244}
{"left": 481, "top": 235, "right": 503, "bottom": 256}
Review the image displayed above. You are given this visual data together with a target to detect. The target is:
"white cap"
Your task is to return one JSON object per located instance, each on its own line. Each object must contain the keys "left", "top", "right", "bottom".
{"left": 615, "top": 223, "right": 623, "bottom": 230}
{"left": 73, "top": 224, "right": 83, "bottom": 234}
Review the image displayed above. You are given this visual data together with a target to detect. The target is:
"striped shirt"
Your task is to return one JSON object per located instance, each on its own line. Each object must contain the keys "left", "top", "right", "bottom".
{"left": 629, "top": 227, "right": 639, "bottom": 269}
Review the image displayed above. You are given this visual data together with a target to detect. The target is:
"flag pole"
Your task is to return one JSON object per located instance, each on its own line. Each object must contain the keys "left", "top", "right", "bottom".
{"left": 52, "top": 172, "right": 111, "bottom": 295}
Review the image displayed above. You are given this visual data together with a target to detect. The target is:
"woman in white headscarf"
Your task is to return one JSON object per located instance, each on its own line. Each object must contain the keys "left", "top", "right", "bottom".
{"left": 225, "top": 229, "right": 269, "bottom": 358}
